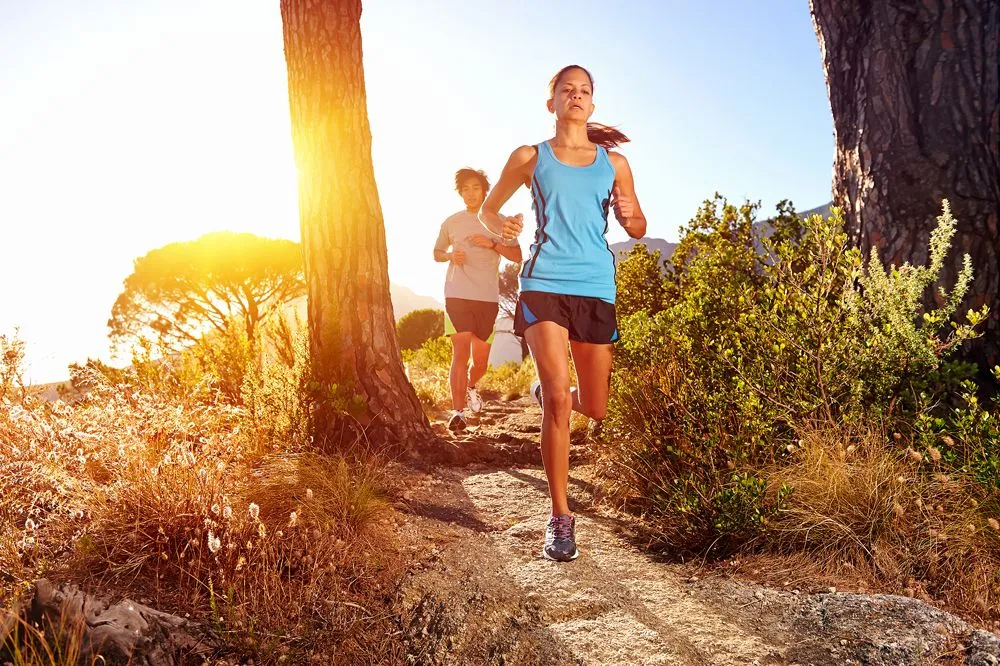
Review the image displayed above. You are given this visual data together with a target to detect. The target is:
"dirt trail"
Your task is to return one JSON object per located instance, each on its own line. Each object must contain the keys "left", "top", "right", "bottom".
{"left": 394, "top": 398, "right": 1000, "bottom": 666}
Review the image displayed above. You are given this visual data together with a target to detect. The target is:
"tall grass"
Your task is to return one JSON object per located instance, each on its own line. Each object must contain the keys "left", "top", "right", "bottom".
{"left": 766, "top": 426, "right": 1000, "bottom": 620}
{"left": 1, "top": 322, "right": 405, "bottom": 664}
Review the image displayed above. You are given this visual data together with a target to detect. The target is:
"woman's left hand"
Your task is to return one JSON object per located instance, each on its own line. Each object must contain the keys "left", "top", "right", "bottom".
{"left": 612, "top": 185, "right": 635, "bottom": 225}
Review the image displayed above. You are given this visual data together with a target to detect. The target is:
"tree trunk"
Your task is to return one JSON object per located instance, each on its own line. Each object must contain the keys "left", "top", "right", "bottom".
{"left": 810, "top": 0, "right": 1000, "bottom": 375}
{"left": 280, "top": 0, "right": 432, "bottom": 448}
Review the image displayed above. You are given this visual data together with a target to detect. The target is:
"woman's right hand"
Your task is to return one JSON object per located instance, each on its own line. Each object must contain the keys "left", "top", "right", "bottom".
{"left": 501, "top": 214, "right": 524, "bottom": 241}
{"left": 451, "top": 248, "right": 466, "bottom": 266}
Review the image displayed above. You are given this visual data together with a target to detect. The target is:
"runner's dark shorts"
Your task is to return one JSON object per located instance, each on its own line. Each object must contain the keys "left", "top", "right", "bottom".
{"left": 513, "top": 291, "right": 619, "bottom": 344}
{"left": 444, "top": 298, "right": 499, "bottom": 343}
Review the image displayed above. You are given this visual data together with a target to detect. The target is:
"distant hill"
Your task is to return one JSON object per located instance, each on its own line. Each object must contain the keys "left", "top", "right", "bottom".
{"left": 390, "top": 284, "right": 443, "bottom": 319}
{"left": 610, "top": 237, "right": 677, "bottom": 264}
{"left": 284, "top": 284, "right": 443, "bottom": 325}
{"left": 799, "top": 201, "right": 833, "bottom": 219}
{"left": 28, "top": 380, "right": 77, "bottom": 403}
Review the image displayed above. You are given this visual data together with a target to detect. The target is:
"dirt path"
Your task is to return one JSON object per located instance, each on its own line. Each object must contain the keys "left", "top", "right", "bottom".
{"left": 394, "top": 398, "right": 1000, "bottom": 666}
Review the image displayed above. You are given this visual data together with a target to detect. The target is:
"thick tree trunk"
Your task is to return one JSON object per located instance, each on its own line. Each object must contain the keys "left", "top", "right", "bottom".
{"left": 810, "top": 0, "right": 1000, "bottom": 374}
{"left": 280, "top": 0, "right": 432, "bottom": 448}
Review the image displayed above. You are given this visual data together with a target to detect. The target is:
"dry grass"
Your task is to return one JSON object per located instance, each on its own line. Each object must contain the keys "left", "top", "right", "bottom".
{"left": 405, "top": 340, "right": 539, "bottom": 411}
{"left": 762, "top": 425, "right": 1000, "bottom": 623}
{"left": 0, "top": 610, "right": 99, "bottom": 666}
{"left": 477, "top": 358, "right": 536, "bottom": 401}
{"left": 1, "top": 358, "right": 405, "bottom": 664}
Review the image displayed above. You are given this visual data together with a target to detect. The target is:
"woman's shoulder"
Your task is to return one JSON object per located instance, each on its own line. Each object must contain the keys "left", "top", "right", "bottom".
{"left": 606, "top": 150, "right": 631, "bottom": 172}
{"left": 510, "top": 144, "right": 540, "bottom": 161}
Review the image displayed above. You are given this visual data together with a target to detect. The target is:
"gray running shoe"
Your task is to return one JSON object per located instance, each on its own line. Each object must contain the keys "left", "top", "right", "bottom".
{"left": 543, "top": 514, "right": 579, "bottom": 562}
{"left": 466, "top": 386, "right": 484, "bottom": 413}
{"left": 447, "top": 410, "right": 467, "bottom": 432}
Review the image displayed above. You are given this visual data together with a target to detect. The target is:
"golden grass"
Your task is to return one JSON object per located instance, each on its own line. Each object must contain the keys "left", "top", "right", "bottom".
{"left": 764, "top": 425, "right": 1000, "bottom": 622}
{"left": 477, "top": 359, "right": 537, "bottom": 401}
{"left": 1, "top": 360, "right": 405, "bottom": 664}
{"left": 0, "top": 610, "right": 97, "bottom": 666}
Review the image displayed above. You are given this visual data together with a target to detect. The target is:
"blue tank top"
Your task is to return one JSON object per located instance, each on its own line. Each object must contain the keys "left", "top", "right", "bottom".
{"left": 520, "top": 141, "right": 617, "bottom": 303}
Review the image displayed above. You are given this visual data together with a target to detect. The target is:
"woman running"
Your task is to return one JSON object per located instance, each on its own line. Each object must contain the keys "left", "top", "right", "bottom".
{"left": 479, "top": 64, "right": 647, "bottom": 561}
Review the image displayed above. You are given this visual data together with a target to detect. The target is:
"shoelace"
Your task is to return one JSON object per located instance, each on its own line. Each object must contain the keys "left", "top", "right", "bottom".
{"left": 549, "top": 516, "right": 574, "bottom": 540}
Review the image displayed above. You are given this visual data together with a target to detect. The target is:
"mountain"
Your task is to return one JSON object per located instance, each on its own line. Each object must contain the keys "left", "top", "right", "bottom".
{"left": 610, "top": 237, "right": 677, "bottom": 264}
{"left": 390, "top": 284, "right": 443, "bottom": 319}
{"left": 283, "top": 284, "right": 442, "bottom": 326}
{"left": 799, "top": 201, "right": 833, "bottom": 219}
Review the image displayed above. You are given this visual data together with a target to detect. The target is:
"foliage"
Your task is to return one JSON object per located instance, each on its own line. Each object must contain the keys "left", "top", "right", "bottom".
{"left": 614, "top": 244, "right": 667, "bottom": 318}
{"left": 765, "top": 425, "right": 1000, "bottom": 621}
{"left": 599, "top": 196, "right": 994, "bottom": 559}
{"left": 396, "top": 308, "right": 444, "bottom": 352}
{"left": 107, "top": 232, "right": 305, "bottom": 353}
{"left": 0, "top": 328, "right": 403, "bottom": 664}
{"left": 498, "top": 262, "right": 521, "bottom": 320}
{"left": 0, "top": 332, "right": 28, "bottom": 404}
{"left": 402, "top": 336, "right": 453, "bottom": 409}
{"left": 478, "top": 359, "right": 537, "bottom": 401}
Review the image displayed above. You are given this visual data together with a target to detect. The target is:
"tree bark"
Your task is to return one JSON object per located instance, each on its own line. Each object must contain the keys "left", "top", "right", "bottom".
{"left": 810, "top": 0, "right": 1000, "bottom": 374}
{"left": 280, "top": 0, "right": 432, "bottom": 448}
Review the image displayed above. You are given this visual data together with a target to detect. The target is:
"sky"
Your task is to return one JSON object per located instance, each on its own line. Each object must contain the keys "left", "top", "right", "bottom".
{"left": 0, "top": 0, "right": 834, "bottom": 384}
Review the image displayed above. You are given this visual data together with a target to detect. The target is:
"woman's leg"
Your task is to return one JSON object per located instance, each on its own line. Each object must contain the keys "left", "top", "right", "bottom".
{"left": 569, "top": 341, "right": 614, "bottom": 421}
{"left": 524, "top": 321, "right": 573, "bottom": 517}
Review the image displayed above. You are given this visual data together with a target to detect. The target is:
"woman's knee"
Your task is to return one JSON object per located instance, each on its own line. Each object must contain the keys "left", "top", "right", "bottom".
{"left": 543, "top": 385, "right": 573, "bottom": 418}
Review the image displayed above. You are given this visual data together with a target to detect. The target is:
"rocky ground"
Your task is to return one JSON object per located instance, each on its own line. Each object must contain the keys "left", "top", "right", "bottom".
{"left": 393, "top": 397, "right": 1000, "bottom": 666}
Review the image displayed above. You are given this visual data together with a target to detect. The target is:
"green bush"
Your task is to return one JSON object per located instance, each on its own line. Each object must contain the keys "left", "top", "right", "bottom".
{"left": 599, "top": 196, "right": 993, "bottom": 553}
{"left": 615, "top": 244, "right": 668, "bottom": 319}
{"left": 396, "top": 308, "right": 444, "bottom": 352}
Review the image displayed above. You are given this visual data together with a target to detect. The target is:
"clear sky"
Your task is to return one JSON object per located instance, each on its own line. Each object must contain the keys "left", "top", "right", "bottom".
{"left": 0, "top": 0, "right": 833, "bottom": 384}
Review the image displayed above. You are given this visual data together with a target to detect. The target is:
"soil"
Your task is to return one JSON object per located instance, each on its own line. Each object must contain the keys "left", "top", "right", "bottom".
{"left": 392, "top": 397, "right": 1000, "bottom": 666}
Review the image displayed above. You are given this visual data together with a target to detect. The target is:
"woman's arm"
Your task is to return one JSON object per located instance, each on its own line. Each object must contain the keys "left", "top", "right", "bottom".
{"left": 466, "top": 233, "right": 523, "bottom": 263}
{"left": 479, "top": 145, "right": 537, "bottom": 239}
{"left": 609, "top": 152, "right": 647, "bottom": 239}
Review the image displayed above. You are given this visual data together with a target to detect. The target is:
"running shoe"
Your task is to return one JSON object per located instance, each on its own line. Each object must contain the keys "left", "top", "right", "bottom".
{"left": 543, "top": 514, "right": 579, "bottom": 562}
{"left": 447, "top": 410, "right": 467, "bottom": 432}
{"left": 466, "top": 386, "right": 484, "bottom": 414}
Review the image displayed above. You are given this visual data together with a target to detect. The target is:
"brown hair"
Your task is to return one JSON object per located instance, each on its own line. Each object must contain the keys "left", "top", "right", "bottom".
{"left": 548, "top": 64, "right": 630, "bottom": 149}
{"left": 454, "top": 167, "right": 490, "bottom": 193}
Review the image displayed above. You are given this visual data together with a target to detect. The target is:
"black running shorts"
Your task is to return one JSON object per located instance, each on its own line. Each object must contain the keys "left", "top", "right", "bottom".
{"left": 444, "top": 298, "right": 499, "bottom": 343}
{"left": 513, "top": 291, "right": 619, "bottom": 344}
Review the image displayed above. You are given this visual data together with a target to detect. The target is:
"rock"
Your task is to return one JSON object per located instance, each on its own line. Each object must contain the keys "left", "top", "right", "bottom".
{"left": 1, "top": 579, "right": 222, "bottom": 666}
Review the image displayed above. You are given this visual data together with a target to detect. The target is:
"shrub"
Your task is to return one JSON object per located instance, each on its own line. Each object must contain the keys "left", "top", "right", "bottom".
{"left": 396, "top": 308, "right": 444, "bottom": 352}
{"left": 599, "top": 197, "right": 993, "bottom": 556}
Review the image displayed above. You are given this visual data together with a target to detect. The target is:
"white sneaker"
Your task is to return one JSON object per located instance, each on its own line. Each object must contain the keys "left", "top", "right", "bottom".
{"left": 447, "top": 410, "right": 467, "bottom": 431}
{"left": 466, "top": 386, "right": 484, "bottom": 413}
{"left": 530, "top": 379, "right": 542, "bottom": 408}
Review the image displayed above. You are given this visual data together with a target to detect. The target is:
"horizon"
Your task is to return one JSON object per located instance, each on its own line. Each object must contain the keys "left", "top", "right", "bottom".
{"left": 0, "top": 1, "right": 834, "bottom": 383}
